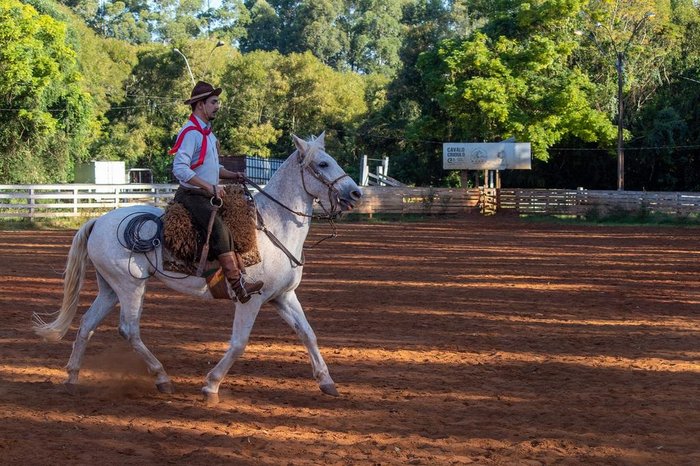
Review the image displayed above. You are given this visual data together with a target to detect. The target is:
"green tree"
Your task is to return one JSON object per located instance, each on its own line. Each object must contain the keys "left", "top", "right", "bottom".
{"left": 393, "top": 0, "right": 616, "bottom": 188}
{"left": 154, "top": 0, "right": 207, "bottom": 44}
{"left": 94, "top": 43, "right": 196, "bottom": 180}
{"left": 293, "top": 0, "right": 347, "bottom": 68}
{"left": 0, "top": 0, "right": 96, "bottom": 183}
{"left": 219, "top": 50, "right": 288, "bottom": 157}
{"left": 357, "top": 0, "right": 459, "bottom": 186}
{"left": 622, "top": 0, "right": 700, "bottom": 190}
{"left": 342, "top": 0, "right": 404, "bottom": 75}
{"left": 240, "top": 0, "right": 280, "bottom": 51}
{"left": 216, "top": 51, "right": 367, "bottom": 164}
{"left": 58, "top": 0, "right": 153, "bottom": 43}
{"left": 208, "top": 0, "right": 250, "bottom": 44}
{"left": 422, "top": 30, "right": 616, "bottom": 158}
{"left": 241, "top": 0, "right": 346, "bottom": 67}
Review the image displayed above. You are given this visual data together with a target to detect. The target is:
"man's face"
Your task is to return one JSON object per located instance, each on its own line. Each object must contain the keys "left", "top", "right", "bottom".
{"left": 202, "top": 95, "right": 221, "bottom": 120}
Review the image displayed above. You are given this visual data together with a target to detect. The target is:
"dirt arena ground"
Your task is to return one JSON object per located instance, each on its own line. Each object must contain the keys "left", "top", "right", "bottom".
{"left": 1, "top": 216, "right": 698, "bottom": 465}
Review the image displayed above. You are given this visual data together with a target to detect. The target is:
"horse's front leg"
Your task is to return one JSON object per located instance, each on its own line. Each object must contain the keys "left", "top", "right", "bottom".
{"left": 271, "top": 291, "right": 338, "bottom": 396}
{"left": 203, "top": 299, "right": 261, "bottom": 403}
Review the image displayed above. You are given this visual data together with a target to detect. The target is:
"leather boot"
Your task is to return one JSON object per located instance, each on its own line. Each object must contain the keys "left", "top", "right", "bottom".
{"left": 218, "top": 252, "right": 263, "bottom": 303}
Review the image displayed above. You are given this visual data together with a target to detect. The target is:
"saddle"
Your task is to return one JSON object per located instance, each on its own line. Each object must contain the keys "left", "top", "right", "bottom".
{"left": 162, "top": 185, "right": 261, "bottom": 277}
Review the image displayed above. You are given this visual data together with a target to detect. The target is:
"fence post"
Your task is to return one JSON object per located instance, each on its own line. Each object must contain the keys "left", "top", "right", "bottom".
{"left": 359, "top": 155, "right": 368, "bottom": 186}
{"left": 73, "top": 188, "right": 78, "bottom": 215}
{"left": 29, "top": 188, "right": 35, "bottom": 221}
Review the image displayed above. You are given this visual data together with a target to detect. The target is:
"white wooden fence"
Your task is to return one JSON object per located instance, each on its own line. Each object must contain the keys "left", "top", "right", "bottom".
{"left": 1, "top": 184, "right": 699, "bottom": 219}
{"left": 0, "top": 184, "right": 178, "bottom": 218}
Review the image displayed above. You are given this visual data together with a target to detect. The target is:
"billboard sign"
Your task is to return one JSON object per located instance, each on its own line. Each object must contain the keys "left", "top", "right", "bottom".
{"left": 443, "top": 142, "right": 532, "bottom": 170}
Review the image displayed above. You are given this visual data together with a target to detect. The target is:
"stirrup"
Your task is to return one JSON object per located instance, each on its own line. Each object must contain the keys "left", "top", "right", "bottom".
{"left": 231, "top": 276, "right": 263, "bottom": 303}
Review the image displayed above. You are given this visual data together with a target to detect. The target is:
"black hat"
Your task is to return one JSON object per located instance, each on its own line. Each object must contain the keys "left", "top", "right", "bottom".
{"left": 184, "top": 81, "right": 222, "bottom": 105}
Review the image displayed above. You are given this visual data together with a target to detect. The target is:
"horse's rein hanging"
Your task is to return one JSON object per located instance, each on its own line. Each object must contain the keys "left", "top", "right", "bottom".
{"left": 241, "top": 160, "right": 349, "bottom": 266}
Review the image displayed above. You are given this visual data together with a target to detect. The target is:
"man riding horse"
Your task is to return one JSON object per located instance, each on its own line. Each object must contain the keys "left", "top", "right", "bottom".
{"left": 169, "top": 81, "right": 263, "bottom": 303}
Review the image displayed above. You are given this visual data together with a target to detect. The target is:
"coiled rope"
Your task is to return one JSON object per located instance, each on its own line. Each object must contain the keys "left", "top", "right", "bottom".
{"left": 118, "top": 212, "right": 163, "bottom": 253}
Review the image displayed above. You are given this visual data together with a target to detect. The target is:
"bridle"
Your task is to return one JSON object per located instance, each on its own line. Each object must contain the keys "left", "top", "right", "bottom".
{"left": 297, "top": 149, "right": 351, "bottom": 220}
{"left": 242, "top": 148, "right": 352, "bottom": 267}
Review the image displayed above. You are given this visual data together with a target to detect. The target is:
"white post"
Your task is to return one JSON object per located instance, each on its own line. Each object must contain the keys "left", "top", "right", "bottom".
{"left": 29, "top": 188, "right": 35, "bottom": 220}
{"left": 376, "top": 165, "right": 385, "bottom": 186}
{"left": 382, "top": 156, "right": 389, "bottom": 179}
{"left": 360, "top": 154, "right": 369, "bottom": 186}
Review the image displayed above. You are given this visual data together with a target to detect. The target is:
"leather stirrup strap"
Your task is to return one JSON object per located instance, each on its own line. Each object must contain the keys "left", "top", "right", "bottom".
{"left": 196, "top": 202, "right": 220, "bottom": 277}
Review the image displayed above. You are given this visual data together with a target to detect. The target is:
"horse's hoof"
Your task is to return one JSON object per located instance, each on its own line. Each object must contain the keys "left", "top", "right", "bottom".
{"left": 320, "top": 383, "right": 339, "bottom": 397}
{"left": 156, "top": 382, "right": 175, "bottom": 394}
{"left": 202, "top": 390, "right": 219, "bottom": 405}
{"left": 63, "top": 383, "right": 78, "bottom": 396}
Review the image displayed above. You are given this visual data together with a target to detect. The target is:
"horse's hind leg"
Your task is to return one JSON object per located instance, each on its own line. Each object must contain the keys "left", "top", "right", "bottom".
{"left": 116, "top": 281, "right": 174, "bottom": 393}
{"left": 65, "top": 272, "right": 118, "bottom": 392}
{"left": 271, "top": 292, "right": 338, "bottom": 396}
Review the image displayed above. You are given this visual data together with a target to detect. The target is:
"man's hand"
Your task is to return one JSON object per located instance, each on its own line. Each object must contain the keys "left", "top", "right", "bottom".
{"left": 228, "top": 171, "right": 245, "bottom": 183}
{"left": 220, "top": 167, "right": 246, "bottom": 184}
{"left": 215, "top": 185, "right": 228, "bottom": 198}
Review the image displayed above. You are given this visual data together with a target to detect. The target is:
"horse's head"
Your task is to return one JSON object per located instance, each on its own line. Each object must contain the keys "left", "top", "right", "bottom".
{"left": 292, "top": 132, "right": 363, "bottom": 215}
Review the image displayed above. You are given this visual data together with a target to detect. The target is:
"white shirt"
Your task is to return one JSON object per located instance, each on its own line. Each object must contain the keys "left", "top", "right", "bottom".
{"left": 172, "top": 115, "right": 222, "bottom": 188}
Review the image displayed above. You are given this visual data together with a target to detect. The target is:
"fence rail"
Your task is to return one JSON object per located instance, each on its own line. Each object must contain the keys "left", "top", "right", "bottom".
{"left": 497, "top": 189, "right": 700, "bottom": 216}
{"left": 356, "top": 187, "right": 481, "bottom": 215}
{"left": 0, "top": 184, "right": 178, "bottom": 218}
{"left": 1, "top": 184, "right": 699, "bottom": 219}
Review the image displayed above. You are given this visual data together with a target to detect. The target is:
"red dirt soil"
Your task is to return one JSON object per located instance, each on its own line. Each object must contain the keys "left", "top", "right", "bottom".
{"left": 1, "top": 216, "right": 699, "bottom": 465}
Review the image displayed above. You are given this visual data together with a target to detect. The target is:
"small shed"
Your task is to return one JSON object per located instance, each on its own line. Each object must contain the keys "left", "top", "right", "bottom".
{"left": 75, "top": 161, "right": 126, "bottom": 184}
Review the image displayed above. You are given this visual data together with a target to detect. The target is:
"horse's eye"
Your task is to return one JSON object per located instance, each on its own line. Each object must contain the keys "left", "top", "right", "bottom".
{"left": 318, "top": 161, "right": 329, "bottom": 168}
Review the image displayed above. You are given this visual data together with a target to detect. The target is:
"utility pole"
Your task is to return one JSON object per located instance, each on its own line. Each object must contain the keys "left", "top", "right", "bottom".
{"left": 580, "top": 12, "right": 655, "bottom": 190}
{"left": 616, "top": 51, "right": 625, "bottom": 190}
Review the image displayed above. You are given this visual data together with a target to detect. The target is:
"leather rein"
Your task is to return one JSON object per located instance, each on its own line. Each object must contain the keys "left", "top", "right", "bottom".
{"left": 242, "top": 155, "right": 350, "bottom": 267}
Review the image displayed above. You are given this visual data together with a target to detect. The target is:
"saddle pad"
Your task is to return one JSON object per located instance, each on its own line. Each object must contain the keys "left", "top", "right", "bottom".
{"left": 162, "top": 185, "right": 261, "bottom": 271}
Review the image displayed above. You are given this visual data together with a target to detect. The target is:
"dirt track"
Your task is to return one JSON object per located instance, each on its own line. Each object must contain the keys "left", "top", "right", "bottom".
{"left": 1, "top": 217, "right": 699, "bottom": 465}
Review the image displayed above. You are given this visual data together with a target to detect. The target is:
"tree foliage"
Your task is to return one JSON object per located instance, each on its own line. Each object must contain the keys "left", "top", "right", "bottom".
{"left": 218, "top": 51, "right": 368, "bottom": 162}
{"left": 0, "top": 0, "right": 96, "bottom": 183}
{"left": 1, "top": 0, "right": 699, "bottom": 190}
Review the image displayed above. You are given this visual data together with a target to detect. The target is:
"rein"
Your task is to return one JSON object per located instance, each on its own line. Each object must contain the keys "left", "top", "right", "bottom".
{"left": 242, "top": 158, "right": 348, "bottom": 267}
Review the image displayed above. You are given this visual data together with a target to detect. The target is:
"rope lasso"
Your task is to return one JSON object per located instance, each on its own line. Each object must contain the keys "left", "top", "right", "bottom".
{"left": 116, "top": 211, "right": 193, "bottom": 280}
{"left": 117, "top": 212, "right": 163, "bottom": 253}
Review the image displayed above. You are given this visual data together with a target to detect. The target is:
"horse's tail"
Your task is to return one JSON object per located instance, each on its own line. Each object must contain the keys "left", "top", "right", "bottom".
{"left": 32, "top": 218, "right": 98, "bottom": 341}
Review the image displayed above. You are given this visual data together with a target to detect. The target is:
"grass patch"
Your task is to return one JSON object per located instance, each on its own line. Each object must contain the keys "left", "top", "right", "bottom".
{"left": 0, "top": 216, "right": 96, "bottom": 231}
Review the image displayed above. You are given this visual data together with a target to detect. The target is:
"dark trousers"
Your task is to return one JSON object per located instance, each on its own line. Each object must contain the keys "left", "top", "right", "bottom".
{"left": 174, "top": 187, "right": 233, "bottom": 260}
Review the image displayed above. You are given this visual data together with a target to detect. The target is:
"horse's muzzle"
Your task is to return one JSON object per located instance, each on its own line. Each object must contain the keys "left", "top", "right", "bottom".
{"left": 339, "top": 187, "right": 362, "bottom": 211}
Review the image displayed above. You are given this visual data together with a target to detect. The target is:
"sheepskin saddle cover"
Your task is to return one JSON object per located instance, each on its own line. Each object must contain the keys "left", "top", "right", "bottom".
{"left": 162, "top": 185, "right": 261, "bottom": 273}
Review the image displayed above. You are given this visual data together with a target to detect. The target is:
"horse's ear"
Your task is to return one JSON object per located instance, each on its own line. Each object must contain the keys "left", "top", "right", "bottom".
{"left": 292, "top": 134, "right": 309, "bottom": 154}
{"left": 315, "top": 131, "right": 326, "bottom": 148}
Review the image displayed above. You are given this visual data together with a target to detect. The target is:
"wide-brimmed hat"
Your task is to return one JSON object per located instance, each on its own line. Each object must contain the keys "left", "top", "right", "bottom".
{"left": 184, "top": 81, "right": 222, "bottom": 105}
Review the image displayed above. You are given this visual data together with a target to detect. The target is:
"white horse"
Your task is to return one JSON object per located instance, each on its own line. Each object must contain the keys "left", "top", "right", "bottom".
{"left": 32, "top": 133, "right": 362, "bottom": 402}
